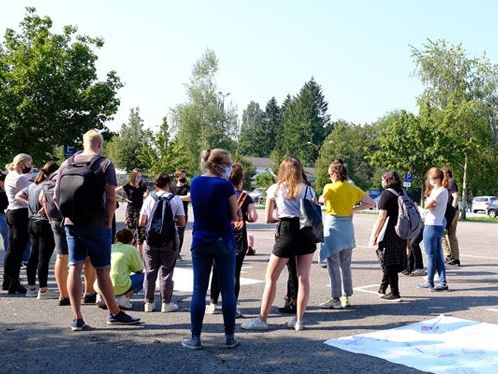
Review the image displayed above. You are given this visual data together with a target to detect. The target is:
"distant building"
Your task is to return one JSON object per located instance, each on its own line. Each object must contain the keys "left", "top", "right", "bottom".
{"left": 244, "top": 156, "right": 315, "bottom": 182}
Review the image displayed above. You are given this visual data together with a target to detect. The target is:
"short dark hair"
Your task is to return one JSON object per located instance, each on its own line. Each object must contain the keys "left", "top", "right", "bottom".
{"left": 154, "top": 173, "right": 171, "bottom": 189}
{"left": 175, "top": 169, "right": 186, "bottom": 178}
{"left": 0, "top": 172, "right": 5, "bottom": 182}
{"left": 382, "top": 170, "right": 402, "bottom": 188}
{"left": 115, "top": 229, "right": 134, "bottom": 244}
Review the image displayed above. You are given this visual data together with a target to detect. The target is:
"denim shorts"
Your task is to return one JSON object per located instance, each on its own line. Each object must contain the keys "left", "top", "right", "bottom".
{"left": 65, "top": 225, "right": 112, "bottom": 269}
{"left": 51, "top": 221, "right": 68, "bottom": 255}
{"left": 127, "top": 272, "right": 145, "bottom": 295}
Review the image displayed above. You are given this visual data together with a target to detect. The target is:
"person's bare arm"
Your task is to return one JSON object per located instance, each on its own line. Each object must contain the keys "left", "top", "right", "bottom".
{"left": 176, "top": 215, "right": 186, "bottom": 228}
{"left": 247, "top": 203, "right": 258, "bottom": 223}
{"left": 228, "top": 194, "right": 243, "bottom": 230}
{"left": 105, "top": 185, "right": 117, "bottom": 229}
{"left": 452, "top": 191, "right": 458, "bottom": 209}
{"left": 265, "top": 197, "right": 279, "bottom": 224}
{"left": 138, "top": 214, "right": 147, "bottom": 227}
{"left": 15, "top": 190, "right": 29, "bottom": 205}
{"left": 369, "top": 210, "right": 388, "bottom": 247}
{"left": 180, "top": 193, "right": 191, "bottom": 202}
{"left": 352, "top": 194, "right": 376, "bottom": 213}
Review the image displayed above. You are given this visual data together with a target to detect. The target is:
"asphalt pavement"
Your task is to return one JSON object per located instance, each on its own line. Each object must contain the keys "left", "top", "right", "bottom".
{"left": 1, "top": 207, "right": 497, "bottom": 373}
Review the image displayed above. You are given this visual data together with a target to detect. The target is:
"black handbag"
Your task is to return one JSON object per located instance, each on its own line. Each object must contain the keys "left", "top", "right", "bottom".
{"left": 299, "top": 185, "right": 324, "bottom": 243}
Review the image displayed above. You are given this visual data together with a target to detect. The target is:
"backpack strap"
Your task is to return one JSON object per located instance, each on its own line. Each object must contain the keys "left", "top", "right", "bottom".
{"left": 237, "top": 191, "right": 248, "bottom": 209}
{"left": 386, "top": 188, "right": 400, "bottom": 197}
{"left": 69, "top": 151, "right": 104, "bottom": 169}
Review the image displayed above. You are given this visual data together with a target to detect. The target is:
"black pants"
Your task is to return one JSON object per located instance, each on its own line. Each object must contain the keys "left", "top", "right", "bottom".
{"left": 3, "top": 208, "right": 29, "bottom": 286}
{"left": 408, "top": 225, "right": 424, "bottom": 271}
{"left": 284, "top": 256, "right": 299, "bottom": 304}
{"left": 380, "top": 265, "right": 400, "bottom": 296}
{"left": 211, "top": 250, "right": 245, "bottom": 304}
{"left": 27, "top": 220, "right": 55, "bottom": 288}
{"left": 177, "top": 226, "right": 186, "bottom": 253}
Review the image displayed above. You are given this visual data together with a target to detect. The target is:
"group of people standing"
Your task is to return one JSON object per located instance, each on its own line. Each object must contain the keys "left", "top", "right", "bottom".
{"left": 1, "top": 130, "right": 461, "bottom": 349}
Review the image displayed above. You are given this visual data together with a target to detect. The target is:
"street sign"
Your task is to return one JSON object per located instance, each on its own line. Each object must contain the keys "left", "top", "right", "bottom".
{"left": 403, "top": 181, "right": 412, "bottom": 188}
{"left": 63, "top": 145, "right": 78, "bottom": 159}
{"left": 404, "top": 172, "right": 414, "bottom": 183}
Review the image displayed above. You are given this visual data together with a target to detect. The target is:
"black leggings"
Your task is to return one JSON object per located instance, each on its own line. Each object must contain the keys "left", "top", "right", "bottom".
{"left": 3, "top": 208, "right": 29, "bottom": 285}
{"left": 27, "top": 220, "right": 55, "bottom": 288}
{"left": 284, "top": 256, "right": 298, "bottom": 304}
{"left": 380, "top": 265, "right": 400, "bottom": 296}
{"left": 408, "top": 224, "right": 424, "bottom": 271}
{"left": 211, "top": 251, "right": 245, "bottom": 304}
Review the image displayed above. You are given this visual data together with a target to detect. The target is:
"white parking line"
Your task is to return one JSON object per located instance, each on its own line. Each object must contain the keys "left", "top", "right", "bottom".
{"left": 486, "top": 308, "right": 498, "bottom": 313}
{"left": 461, "top": 254, "right": 498, "bottom": 261}
{"left": 353, "top": 284, "right": 380, "bottom": 295}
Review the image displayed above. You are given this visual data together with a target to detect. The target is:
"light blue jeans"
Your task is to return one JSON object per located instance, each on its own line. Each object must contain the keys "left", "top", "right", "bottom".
{"left": 423, "top": 225, "right": 447, "bottom": 287}
{"left": 0, "top": 213, "right": 8, "bottom": 251}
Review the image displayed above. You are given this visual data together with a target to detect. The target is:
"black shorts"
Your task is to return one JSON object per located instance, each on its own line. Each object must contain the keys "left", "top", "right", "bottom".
{"left": 272, "top": 217, "right": 316, "bottom": 258}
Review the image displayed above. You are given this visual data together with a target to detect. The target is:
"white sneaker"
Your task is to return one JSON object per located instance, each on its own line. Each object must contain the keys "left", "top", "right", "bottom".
{"left": 37, "top": 289, "right": 58, "bottom": 300}
{"left": 241, "top": 317, "right": 269, "bottom": 331}
{"left": 205, "top": 303, "right": 218, "bottom": 314}
{"left": 144, "top": 302, "right": 155, "bottom": 312}
{"left": 341, "top": 296, "right": 351, "bottom": 308}
{"left": 161, "top": 302, "right": 179, "bottom": 313}
{"left": 411, "top": 269, "right": 426, "bottom": 276}
{"left": 26, "top": 288, "right": 38, "bottom": 297}
{"left": 116, "top": 295, "right": 133, "bottom": 310}
{"left": 286, "top": 317, "right": 304, "bottom": 331}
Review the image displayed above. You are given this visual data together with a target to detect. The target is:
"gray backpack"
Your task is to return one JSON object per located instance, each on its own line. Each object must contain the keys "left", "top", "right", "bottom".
{"left": 387, "top": 188, "right": 422, "bottom": 240}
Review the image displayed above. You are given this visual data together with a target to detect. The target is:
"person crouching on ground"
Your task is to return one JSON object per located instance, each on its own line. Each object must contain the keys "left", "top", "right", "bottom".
{"left": 95, "top": 229, "right": 144, "bottom": 310}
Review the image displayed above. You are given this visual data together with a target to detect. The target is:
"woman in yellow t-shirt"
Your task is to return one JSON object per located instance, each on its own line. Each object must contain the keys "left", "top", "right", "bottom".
{"left": 319, "top": 161, "right": 375, "bottom": 310}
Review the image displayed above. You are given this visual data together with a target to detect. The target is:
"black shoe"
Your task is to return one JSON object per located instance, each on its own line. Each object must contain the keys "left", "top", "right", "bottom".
{"left": 83, "top": 293, "right": 97, "bottom": 304}
{"left": 107, "top": 311, "right": 140, "bottom": 325}
{"left": 2, "top": 275, "right": 11, "bottom": 290}
{"left": 447, "top": 259, "right": 461, "bottom": 266}
{"left": 278, "top": 303, "right": 297, "bottom": 314}
{"left": 378, "top": 288, "right": 387, "bottom": 297}
{"left": 401, "top": 269, "right": 412, "bottom": 276}
{"left": 380, "top": 292, "right": 402, "bottom": 302}
{"left": 8, "top": 280, "right": 27, "bottom": 295}
{"left": 59, "top": 297, "right": 71, "bottom": 306}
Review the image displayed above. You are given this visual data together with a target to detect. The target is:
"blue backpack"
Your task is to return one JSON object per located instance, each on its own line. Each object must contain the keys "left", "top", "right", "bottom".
{"left": 146, "top": 192, "right": 176, "bottom": 248}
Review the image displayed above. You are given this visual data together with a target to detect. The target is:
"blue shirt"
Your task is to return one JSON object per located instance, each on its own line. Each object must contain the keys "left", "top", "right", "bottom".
{"left": 190, "top": 175, "right": 235, "bottom": 248}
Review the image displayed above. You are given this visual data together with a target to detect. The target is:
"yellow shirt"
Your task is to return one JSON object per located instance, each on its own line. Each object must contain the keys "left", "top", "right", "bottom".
{"left": 322, "top": 181, "right": 366, "bottom": 216}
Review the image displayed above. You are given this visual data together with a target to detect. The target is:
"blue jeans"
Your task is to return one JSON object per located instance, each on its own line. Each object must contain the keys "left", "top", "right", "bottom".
{"left": 190, "top": 238, "right": 236, "bottom": 337}
{"left": 423, "top": 225, "right": 447, "bottom": 287}
{"left": 0, "top": 213, "right": 8, "bottom": 251}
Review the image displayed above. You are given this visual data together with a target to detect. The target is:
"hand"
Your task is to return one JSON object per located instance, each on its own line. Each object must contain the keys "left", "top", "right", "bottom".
{"left": 233, "top": 220, "right": 244, "bottom": 230}
{"left": 37, "top": 207, "right": 46, "bottom": 217}
{"left": 368, "top": 236, "right": 378, "bottom": 248}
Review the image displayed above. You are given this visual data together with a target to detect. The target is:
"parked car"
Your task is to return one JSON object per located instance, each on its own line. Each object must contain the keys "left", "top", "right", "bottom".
{"left": 472, "top": 196, "right": 498, "bottom": 217}
{"left": 247, "top": 188, "right": 266, "bottom": 204}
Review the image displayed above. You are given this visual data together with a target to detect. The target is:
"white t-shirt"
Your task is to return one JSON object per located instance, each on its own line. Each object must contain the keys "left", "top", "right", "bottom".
{"left": 424, "top": 187, "right": 448, "bottom": 226}
{"left": 266, "top": 183, "right": 316, "bottom": 218}
{"left": 5, "top": 171, "right": 29, "bottom": 210}
{"left": 140, "top": 190, "right": 185, "bottom": 220}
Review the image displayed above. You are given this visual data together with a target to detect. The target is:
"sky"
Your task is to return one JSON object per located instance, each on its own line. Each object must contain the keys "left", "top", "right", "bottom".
{"left": 1, "top": 0, "right": 498, "bottom": 132}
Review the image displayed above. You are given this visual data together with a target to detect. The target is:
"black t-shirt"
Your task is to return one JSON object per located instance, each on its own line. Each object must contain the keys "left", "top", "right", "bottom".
{"left": 123, "top": 183, "right": 147, "bottom": 209}
{"left": 171, "top": 184, "right": 190, "bottom": 218}
{"left": 447, "top": 180, "right": 459, "bottom": 207}
{"left": 378, "top": 187, "right": 402, "bottom": 228}
{"left": 0, "top": 190, "right": 8, "bottom": 213}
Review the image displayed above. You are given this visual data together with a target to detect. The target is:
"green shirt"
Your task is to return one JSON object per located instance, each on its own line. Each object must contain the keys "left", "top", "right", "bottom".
{"left": 109, "top": 242, "right": 143, "bottom": 296}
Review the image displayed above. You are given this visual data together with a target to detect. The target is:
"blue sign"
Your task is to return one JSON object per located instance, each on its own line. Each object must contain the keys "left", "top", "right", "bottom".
{"left": 63, "top": 145, "right": 78, "bottom": 158}
{"left": 404, "top": 172, "right": 414, "bottom": 183}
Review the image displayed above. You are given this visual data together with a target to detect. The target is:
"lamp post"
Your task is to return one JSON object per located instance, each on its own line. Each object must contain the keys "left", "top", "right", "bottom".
{"left": 304, "top": 141, "right": 320, "bottom": 158}
{"left": 217, "top": 91, "right": 230, "bottom": 112}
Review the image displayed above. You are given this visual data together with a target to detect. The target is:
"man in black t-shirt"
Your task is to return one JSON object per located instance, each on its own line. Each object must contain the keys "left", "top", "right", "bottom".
{"left": 171, "top": 169, "right": 190, "bottom": 257}
{"left": 442, "top": 168, "right": 460, "bottom": 266}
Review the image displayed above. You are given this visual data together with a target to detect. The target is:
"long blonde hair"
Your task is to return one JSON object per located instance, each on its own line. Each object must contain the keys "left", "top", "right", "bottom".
{"left": 277, "top": 157, "right": 304, "bottom": 199}
{"left": 129, "top": 168, "right": 141, "bottom": 185}
{"left": 5, "top": 153, "right": 32, "bottom": 171}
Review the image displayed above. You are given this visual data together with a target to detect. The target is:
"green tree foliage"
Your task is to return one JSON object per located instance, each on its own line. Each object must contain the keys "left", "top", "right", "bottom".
{"left": 108, "top": 107, "right": 152, "bottom": 172}
{"left": 139, "top": 117, "right": 188, "bottom": 177}
{"left": 263, "top": 97, "right": 283, "bottom": 156}
{"left": 0, "top": 7, "right": 122, "bottom": 165}
{"left": 255, "top": 172, "right": 275, "bottom": 190}
{"left": 171, "top": 49, "right": 238, "bottom": 173}
{"left": 277, "top": 78, "right": 330, "bottom": 166}
{"left": 316, "top": 120, "right": 380, "bottom": 191}
{"left": 238, "top": 101, "right": 266, "bottom": 156}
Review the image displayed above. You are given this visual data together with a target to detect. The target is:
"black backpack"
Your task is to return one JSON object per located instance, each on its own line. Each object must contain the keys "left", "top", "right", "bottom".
{"left": 146, "top": 192, "right": 177, "bottom": 248}
{"left": 56, "top": 153, "right": 105, "bottom": 223}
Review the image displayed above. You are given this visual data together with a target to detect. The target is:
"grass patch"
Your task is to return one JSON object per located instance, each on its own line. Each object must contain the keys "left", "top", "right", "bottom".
{"left": 464, "top": 216, "right": 498, "bottom": 223}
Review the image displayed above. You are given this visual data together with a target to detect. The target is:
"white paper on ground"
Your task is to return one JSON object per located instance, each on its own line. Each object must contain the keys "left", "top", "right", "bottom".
{"left": 155, "top": 267, "right": 263, "bottom": 293}
{"left": 324, "top": 315, "right": 498, "bottom": 374}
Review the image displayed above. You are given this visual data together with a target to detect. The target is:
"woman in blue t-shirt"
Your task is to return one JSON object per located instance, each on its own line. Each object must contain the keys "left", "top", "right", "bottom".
{"left": 182, "top": 149, "right": 242, "bottom": 350}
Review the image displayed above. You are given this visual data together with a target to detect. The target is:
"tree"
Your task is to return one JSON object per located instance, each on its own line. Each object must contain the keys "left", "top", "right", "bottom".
{"left": 139, "top": 116, "right": 188, "bottom": 176}
{"left": 277, "top": 79, "right": 330, "bottom": 165}
{"left": 171, "top": 49, "right": 238, "bottom": 173}
{"left": 263, "top": 97, "right": 282, "bottom": 156}
{"left": 109, "top": 107, "right": 152, "bottom": 172}
{"left": 238, "top": 101, "right": 266, "bottom": 156}
{"left": 0, "top": 7, "right": 122, "bottom": 165}
{"left": 316, "top": 120, "right": 380, "bottom": 191}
